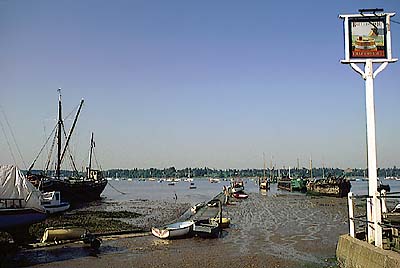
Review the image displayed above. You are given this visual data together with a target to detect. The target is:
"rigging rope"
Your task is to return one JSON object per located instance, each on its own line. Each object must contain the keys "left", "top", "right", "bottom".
{"left": 0, "top": 117, "right": 17, "bottom": 165}
{"left": 30, "top": 124, "right": 57, "bottom": 172}
{"left": 61, "top": 122, "right": 79, "bottom": 173}
{"left": 0, "top": 106, "right": 27, "bottom": 169}
{"left": 45, "top": 128, "right": 57, "bottom": 174}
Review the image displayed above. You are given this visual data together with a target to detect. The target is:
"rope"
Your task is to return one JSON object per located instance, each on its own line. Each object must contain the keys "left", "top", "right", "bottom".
{"left": 107, "top": 181, "right": 126, "bottom": 195}
{"left": 0, "top": 117, "right": 17, "bottom": 165}
{"left": 29, "top": 124, "right": 57, "bottom": 172}
{"left": 0, "top": 106, "right": 27, "bottom": 169}
{"left": 391, "top": 19, "right": 400, "bottom": 25}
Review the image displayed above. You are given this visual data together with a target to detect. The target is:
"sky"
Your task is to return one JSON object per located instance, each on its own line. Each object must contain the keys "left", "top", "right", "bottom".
{"left": 1, "top": 0, "right": 400, "bottom": 170}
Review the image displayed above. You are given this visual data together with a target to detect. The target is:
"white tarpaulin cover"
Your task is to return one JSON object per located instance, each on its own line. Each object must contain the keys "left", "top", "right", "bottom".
{"left": 0, "top": 165, "right": 44, "bottom": 211}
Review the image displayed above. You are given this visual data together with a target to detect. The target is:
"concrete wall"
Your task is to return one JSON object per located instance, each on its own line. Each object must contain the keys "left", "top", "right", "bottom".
{"left": 336, "top": 234, "right": 400, "bottom": 268}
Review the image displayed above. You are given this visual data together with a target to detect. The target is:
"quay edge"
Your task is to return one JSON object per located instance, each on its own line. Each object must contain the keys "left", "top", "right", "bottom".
{"left": 336, "top": 234, "right": 400, "bottom": 268}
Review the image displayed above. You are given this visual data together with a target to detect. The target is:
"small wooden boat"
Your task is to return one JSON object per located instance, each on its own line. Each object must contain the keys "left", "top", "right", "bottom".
{"left": 232, "top": 192, "right": 248, "bottom": 199}
{"left": 210, "top": 217, "right": 231, "bottom": 228}
{"left": 41, "top": 191, "right": 70, "bottom": 214}
{"left": 151, "top": 221, "right": 194, "bottom": 239}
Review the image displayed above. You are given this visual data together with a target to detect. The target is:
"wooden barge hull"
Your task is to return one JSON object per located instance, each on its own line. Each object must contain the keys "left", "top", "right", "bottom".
{"left": 306, "top": 180, "right": 351, "bottom": 198}
{"left": 41, "top": 179, "right": 107, "bottom": 203}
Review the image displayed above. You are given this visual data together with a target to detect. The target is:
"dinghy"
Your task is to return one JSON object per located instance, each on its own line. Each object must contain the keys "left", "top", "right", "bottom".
{"left": 151, "top": 221, "right": 194, "bottom": 239}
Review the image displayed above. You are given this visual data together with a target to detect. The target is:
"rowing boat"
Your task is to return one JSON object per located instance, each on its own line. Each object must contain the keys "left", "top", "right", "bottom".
{"left": 151, "top": 221, "right": 194, "bottom": 239}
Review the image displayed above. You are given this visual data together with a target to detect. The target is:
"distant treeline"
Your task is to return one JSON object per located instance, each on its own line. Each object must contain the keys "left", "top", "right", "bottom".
{"left": 100, "top": 166, "right": 400, "bottom": 179}
{"left": 27, "top": 166, "right": 400, "bottom": 179}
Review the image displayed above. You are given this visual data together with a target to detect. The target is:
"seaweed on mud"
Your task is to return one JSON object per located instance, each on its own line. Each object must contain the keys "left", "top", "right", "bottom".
{"left": 29, "top": 210, "right": 143, "bottom": 240}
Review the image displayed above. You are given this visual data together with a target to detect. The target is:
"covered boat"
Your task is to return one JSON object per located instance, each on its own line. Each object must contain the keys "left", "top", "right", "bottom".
{"left": 151, "top": 221, "right": 194, "bottom": 239}
{"left": 0, "top": 165, "right": 47, "bottom": 241}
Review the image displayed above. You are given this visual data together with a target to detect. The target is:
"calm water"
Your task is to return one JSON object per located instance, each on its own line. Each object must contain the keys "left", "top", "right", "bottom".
{"left": 102, "top": 178, "right": 400, "bottom": 205}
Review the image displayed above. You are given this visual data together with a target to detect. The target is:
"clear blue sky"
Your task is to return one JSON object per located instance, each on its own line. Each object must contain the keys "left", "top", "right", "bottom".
{"left": 1, "top": 0, "right": 399, "bottom": 170}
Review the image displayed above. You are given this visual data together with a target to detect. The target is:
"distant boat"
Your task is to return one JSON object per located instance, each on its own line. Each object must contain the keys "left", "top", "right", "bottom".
{"left": 41, "top": 191, "right": 70, "bottom": 214}
{"left": 231, "top": 180, "right": 244, "bottom": 193}
{"left": 277, "top": 176, "right": 292, "bottom": 191}
{"left": 232, "top": 192, "right": 249, "bottom": 199}
{"left": 0, "top": 165, "right": 47, "bottom": 242}
{"left": 259, "top": 153, "right": 270, "bottom": 190}
{"left": 151, "top": 221, "right": 194, "bottom": 239}
{"left": 27, "top": 92, "right": 107, "bottom": 204}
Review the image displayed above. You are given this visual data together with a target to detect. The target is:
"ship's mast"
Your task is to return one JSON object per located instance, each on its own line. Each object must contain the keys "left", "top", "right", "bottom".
{"left": 56, "top": 89, "right": 62, "bottom": 180}
{"left": 88, "top": 132, "right": 94, "bottom": 173}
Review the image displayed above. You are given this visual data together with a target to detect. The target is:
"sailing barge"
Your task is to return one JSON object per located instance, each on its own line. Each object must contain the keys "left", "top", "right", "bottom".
{"left": 28, "top": 91, "right": 107, "bottom": 203}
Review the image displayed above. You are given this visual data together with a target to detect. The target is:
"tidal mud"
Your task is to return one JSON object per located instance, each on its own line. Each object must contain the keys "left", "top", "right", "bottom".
{"left": 7, "top": 189, "right": 350, "bottom": 268}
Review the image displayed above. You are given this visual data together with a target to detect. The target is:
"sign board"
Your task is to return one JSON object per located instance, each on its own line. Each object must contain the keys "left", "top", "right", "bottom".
{"left": 339, "top": 12, "right": 396, "bottom": 63}
{"left": 348, "top": 16, "right": 386, "bottom": 59}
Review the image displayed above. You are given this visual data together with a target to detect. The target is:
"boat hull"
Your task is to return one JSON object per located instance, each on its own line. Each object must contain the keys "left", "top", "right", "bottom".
{"left": 43, "top": 202, "right": 70, "bottom": 214}
{"left": 41, "top": 179, "right": 107, "bottom": 203}
{"left": 41, "top": 227, "right": 87, "bottom": 243}
{"left": 306, "top": 178, "right": 351, "bottom": 198}
{"left": 0, "top": 208, "right": 47, "bottom": 230}
{"left": 277, "top": 180, "right": 292, "bottom": 191}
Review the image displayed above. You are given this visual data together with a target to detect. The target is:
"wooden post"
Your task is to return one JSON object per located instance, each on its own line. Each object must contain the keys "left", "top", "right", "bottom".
{"left": 348, "top": 192, "right": 355, "bottom": 238}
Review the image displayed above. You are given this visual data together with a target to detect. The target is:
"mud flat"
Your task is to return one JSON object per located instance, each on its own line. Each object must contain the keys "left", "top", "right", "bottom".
{"left": 4, "top": 189, "right": 353, "bottom": 268}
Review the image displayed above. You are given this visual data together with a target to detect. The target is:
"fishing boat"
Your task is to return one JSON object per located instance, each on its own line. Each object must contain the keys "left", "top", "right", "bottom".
{"left": 306, "top": 176, "right": 351, "bottom": 197}
{"left": 41, "top": 191, "right": 70, "bottom": 214}
{"left": 232, "top": 192, "right": 249, "bottom": 199}
{"left": 151, "top": 221, "right": 194, "bottom": 239}
{"left": 0, "top": 165, "right": 47, "bottom": 242}
{"left": 27, "top": 91, "right": 107, "bottom": 204}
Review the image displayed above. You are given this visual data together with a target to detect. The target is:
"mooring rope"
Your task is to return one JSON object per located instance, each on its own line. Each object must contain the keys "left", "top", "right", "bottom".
{"left": 107, "top": 181, "right": 126, "bottom": 195}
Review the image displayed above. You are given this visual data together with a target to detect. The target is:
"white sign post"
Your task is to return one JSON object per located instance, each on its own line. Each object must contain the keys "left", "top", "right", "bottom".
{"left": 339, "top": 9, "right": 397, "bottom": 248}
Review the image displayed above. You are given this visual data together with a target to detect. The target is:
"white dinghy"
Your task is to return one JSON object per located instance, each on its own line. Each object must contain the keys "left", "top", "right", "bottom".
{"left": 151, "top": 221, "right": 194, "bottom": 239}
